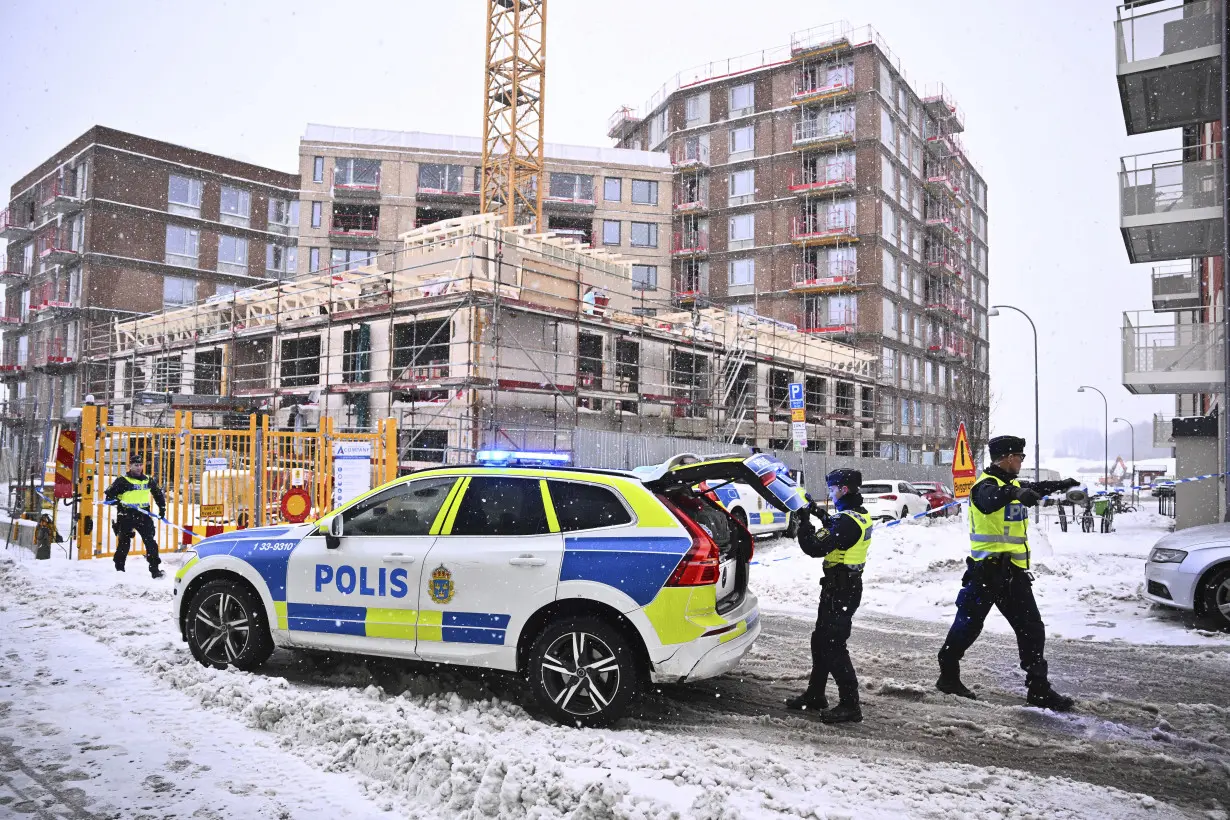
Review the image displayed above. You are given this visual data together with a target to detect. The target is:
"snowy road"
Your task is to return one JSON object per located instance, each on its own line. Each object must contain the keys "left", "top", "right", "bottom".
{"left": 1, "top": 524, "right": 1227, "bottom": 818}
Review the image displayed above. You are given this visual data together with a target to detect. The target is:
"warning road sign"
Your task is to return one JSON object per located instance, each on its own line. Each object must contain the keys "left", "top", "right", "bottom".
{"left": 952, "top": 422, "right": 976, "bottom": 498}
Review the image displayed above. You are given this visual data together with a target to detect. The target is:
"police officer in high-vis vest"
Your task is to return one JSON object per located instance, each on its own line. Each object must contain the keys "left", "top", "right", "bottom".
{"left": 785, "top": 468, "right": 872, "bottom": 724}
{"left": 104, "top": 455, "right": 167, "bottom": 578}
{"left": 936, "top": 435, "right": 1080, "bottom": 711}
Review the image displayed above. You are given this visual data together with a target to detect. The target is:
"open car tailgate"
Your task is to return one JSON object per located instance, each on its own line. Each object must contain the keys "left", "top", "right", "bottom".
{"left": 636, "top": 452, "right": 808, "bottom": 513}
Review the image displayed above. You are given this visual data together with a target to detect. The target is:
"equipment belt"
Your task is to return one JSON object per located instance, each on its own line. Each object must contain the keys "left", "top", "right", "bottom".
{"left": 970, "top": 533, "right": 1027, "bottom": 544}
{"left": 823, "top": 562, "right": 865, "bottom": 572}
{"left": 971, "top": 549, "right": 1029, "bottom": 562}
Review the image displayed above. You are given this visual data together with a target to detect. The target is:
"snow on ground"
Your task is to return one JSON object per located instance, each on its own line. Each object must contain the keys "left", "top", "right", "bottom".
{"left": 0, "top": 547, "right": 1185, "bottom": 819}
{"left": 752, "top": 509, "right": 1230, "bottom": 646}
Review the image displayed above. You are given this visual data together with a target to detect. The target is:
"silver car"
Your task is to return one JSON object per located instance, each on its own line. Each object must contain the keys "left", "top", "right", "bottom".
{"left": 1143, "top": 524, "right": 1230, "bottom": 628}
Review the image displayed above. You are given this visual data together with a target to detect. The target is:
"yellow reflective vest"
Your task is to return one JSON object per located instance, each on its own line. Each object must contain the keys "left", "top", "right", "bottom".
{"left": 119, "top": 477, "right": 152, "bottom": 509}
{"left": 824, "top": 510, "right": 872, "bottom": 569}
{"left": 968, "top": 471, "right": 1030, "bottom": 569}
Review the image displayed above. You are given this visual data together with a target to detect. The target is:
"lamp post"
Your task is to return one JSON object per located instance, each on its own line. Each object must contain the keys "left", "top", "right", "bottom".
{"left": 1113, "top": 417, "right": 1136, "bottom": 505}
{"left": 1078, "top": 385, "right": 1108, "bottom": 493}
{"left": 990, "top": 305, "right": 1040, "bottom": 520}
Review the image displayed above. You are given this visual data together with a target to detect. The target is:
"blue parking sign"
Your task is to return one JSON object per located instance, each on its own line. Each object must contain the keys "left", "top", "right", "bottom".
{"left": 788, "top": 382, "right": 804, "bottom": 409}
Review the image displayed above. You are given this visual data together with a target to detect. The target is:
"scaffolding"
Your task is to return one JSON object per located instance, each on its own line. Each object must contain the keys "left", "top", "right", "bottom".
{"left": 74, "top": 213, "right": 879, "bottom": 469}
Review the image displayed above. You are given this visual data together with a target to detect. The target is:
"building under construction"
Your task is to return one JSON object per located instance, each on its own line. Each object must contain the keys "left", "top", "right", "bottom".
{"left": 89, "top": 213, "right": 878, "bottom": 470}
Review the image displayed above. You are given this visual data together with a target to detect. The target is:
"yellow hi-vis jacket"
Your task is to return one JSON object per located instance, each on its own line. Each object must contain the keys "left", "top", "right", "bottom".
{"left": 119, "top": 477, "right": 153, "bottom": 509}
{"left": 968, "top": 471, "right": 1030, "bottom": 569}
{"left": 824, "top": 510, "right": 873, "bottom": 569}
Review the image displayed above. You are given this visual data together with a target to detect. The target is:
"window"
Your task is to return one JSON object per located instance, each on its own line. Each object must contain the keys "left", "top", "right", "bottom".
{"left": 220, "top": 187, "right": 251, "bottom": 225}
{"left": 268, "top": 198, "right": 299, "bottom": 228}
{"left": 546, "top": 481, "right": 633, "bottom": 531}
{"left": 217, "top": 236, "right": 248, "bottom": 273}
{"left": 164, "top": 226, "right": 199, "bottom": 268}
{"left": 331, "top": 249, "right": 375, "bottom": 272}
{"left": 729, "top": 125, "right": 754, "bottom": 155}
{"left": 685, "top": 92, "right": 708, "bottom": 126}
{"left": 334, "top": 157, "right": 380, "bottom": 188}
{"left": 648, "top": 111, "right": 666, "bottom": 147}
{"left": 882, "top": 249, "right": 897, "bottom": 292}
{"left": 630, "top": 222, "right": 658, "bottom": 248}
{"left": 729, "top": 258, "right": 754, "bottom": 286}
{"left": 406, "top": 429, "right": 448, "bottom": 462}
{"left": 280, "top": 336, "right": 321, "bottom": 387}
{"left": 631, "top": 179, "right": 658, "bottom": 205}
{"left": 342, "top": 476, "right": 455, "bottom": 537}
{"left": 194, "top": 349, "right": 222, "bottom": 395}
{"left": 312, "top": 157, "right": 324, "bottom": 183}
{"left": 729, "top": 169, "right": 754, "bottom": 204}
{"left": 266, "top": 244, "right": 297, "bottom": 278}
{"left": 450, "top": 477, "right": 549, "bottom": 536}
{"left": 153, "top": 355, "right": 183, "bottom": 393}
{"left": 882, "top": 298, "right": 896, "bottom": 339}
{"left": 214, "top": 284, "right": 237, "bottom": 299}
{"left": 729, "top": 213, "right": 753, "bottom": 249}
{"left": 601, "top": 220, "right": 621, "bottom": 246}
{"left": 392, "top": 319, "right": 451, "bottom": 379}
{"left": 167, "top": 175, "right": 202, "bottom": 215}
{"left": 631, "top": 265, "right": 658, "bottom": 291}
{"left": 730, "top": 82, "right": 754, "bottom": 116}
{"left": 342, "top": 324, "right": 372, "bottom": 384}
{"left": 417, "top": 163, "right": 464, "bottom": 193}
{"left": 547, "top": 173, "right": 594, "bottom": 202}
{"left": 805, "top": 376, "right": 826, "bottom": 416}
{"left": 309, "top": 247, "right": 321, "bottom": 272}
{"left": 603, "top": 177, "right": 622, "bottom": 201}
{"left": 163, "top": 275, "right": 197, "bottom": 309}
{"left": 311, "top": 201, "right": 322, "bottom": 228}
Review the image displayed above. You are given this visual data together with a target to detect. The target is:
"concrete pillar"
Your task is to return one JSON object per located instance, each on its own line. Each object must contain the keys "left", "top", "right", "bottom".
{"left": 1173, "top": 415, "right": 1219, "bottom": 530}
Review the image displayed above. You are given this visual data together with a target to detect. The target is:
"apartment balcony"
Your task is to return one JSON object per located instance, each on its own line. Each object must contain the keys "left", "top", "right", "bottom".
{"left": 30, "top": 338, "right": 76, "bottom": 372}
{"left": 792, "top": 116, "right": 856, "bottom": 150}
{"left": 925, "top": 246, "right": 963, "bottom": 279}
{"left": 925, "top": 132, "right": 960, "bottom": 159}
{"left": 790, "top": 212, "right": 858, "bottom": 247}
{"left": 923, "top": 298, "right": 969, "bottom": 324}
{"left": 798, "top": 308, "right": 857, "bottom": 338}
{"left": 921, "top": 83, "right": 965, "bottom": 134}
{"left": 36, "top": 226, "right": 81, "bottom": 266}
{"left": 790, "top": 70, "right": 855, "bottom": 106}
{"left": 923, "top": 163, "right": 962, "bottom": 201}
{"left": 41, "top": 177, "right": 84, "bottom": 215}
{"left": 1152, "top": 413, "right": 1175, "bottom": 450}
{"left": 28, "top": 281, "right": 73, "bottom": 316}
{"left": 672, "top": 271, "right": 706, "bottom": 305}
{"left": 332, "top": 168, "right": 381, "bottom": 199}
{"left": 671, "top": 141, "right": 710, "bottom": 170}
{"left": 789, "top": 162, "right": 856, "bottom": 196}
{"left": 1122, "top": 309, "right": 1224, "bottom": 395}
{"left": 1120, "top": 149, "right": 1224, "bottom": 263}
{"left": 672, "top": 187, "right": 708, "bottom": 213}
{"left": 1151, "top": 263, "right": 1202, "bottom": 311}
{"left": 328, "top": 212, "right": 380, "bottom": 242}
{"left": 1116, "top": 0, "right": 1222, "bottom": 134}
{"left": 671, "top": 230, "right": 709, "bottom": 257}
{"left": 607, "top": 106, "right": 642, "bottom": 141}
{"left": 0, "top": 254, "right": 25, "bottom": 281}
{"left": 0, "top": 208, "right": 32, "bottom": 242}
{"left": 415, "top": 184, "right": 479, "bottom": 204}
{"left": 924, "top": 211, "right": 961, "bottom": 239}
{"left": 790, "top": 22, "right": 854, "bottom": 59}
{"left": 0, "top": 292, "right": 23, "bottom": 327}
{"left": 791, "top": 260, "right": 859, "bottom": 293}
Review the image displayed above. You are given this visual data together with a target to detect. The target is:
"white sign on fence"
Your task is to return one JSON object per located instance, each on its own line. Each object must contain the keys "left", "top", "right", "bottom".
{"left": 204, "top": 457, "right": 228, "bottom": 472}
{"left": 332, "top": 441, "right": 373, "bottom": 507}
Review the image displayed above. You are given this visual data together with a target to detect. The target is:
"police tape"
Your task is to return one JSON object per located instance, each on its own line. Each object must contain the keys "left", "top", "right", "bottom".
{"left": 103, "top": 500, "right": 195, "bottom": 538}
{"left": 1087, "top": 471, "right": 1228, "bottom": 499}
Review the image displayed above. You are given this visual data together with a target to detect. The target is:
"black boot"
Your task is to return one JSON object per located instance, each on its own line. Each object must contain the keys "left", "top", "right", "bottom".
{"left": 785, "top": 691, "right": 828, "bottom": 711}
{"left": 114, "top": 563, "right": 125, "bottom": 572}
{"left": 150, "top": 566, "right": 165, "bottom": 579}
{"left": 1026, "top": 684, "right": 1074, "bottom": 712}
{"left": 936, "top": 672, "right": 977, "bottom": 700}
{"left": 820, "top": 701, "right": 862, "bottom": 724}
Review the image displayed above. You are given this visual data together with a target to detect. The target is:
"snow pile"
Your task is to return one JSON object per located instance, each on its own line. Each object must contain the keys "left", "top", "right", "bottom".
{"left": 0, "top": 550, "right": 1187, "bottom": 819}
{"left": 752, "top": 510, "right": 1228, "bottom": 645}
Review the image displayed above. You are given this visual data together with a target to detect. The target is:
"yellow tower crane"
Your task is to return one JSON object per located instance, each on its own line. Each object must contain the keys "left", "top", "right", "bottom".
{"left": 481, "top": 0, "right": 547, "bottom": 229}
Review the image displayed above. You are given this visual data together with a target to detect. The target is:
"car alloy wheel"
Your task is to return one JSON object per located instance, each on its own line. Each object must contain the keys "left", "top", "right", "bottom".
{"left": 1213, "top": 575, "right": 1230, "bottom": 626}
{"left": 190, "top": 590, "right": 253, "bottom": 665}
{"left": 539, "top": 631, "right": 622, "bottom": 717}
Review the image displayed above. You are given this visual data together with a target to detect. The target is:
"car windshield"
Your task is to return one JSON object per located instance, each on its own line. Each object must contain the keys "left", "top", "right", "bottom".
{"left": 913, "top": 482, "right": 939, "bottom": 491}
{"left": 861, "top": 483, "right": 894, "bottom": 495}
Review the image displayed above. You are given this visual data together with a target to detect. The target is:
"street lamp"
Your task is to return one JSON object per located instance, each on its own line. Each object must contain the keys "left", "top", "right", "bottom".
{"left": 1113, "top": 417, "right": 1136, "bottom": 505}
{"left": 990, "top": 305, "right": 1040, "bottom": 520}
{"left": 1077, "top": 385, "right": 1108, "bottom": 493}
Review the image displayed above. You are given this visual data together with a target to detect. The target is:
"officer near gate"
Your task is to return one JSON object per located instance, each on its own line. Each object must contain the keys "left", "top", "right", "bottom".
{"left": 936, "top": 435, "right": 1081, "bottom": 711}
{"left": 104, "top": 454, "right": 167, "bottom": 578}
{"left": 785, "top": 468, "right": 872, "bottom": 724}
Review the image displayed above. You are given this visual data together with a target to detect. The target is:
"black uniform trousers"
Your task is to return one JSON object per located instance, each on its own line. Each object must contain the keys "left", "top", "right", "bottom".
{"left": 806, "top": 566, "right": 863, "bottom": 704}
{"left": 938, "top": 556, "right": 1048, "bottom": 687}
{"left": 114, "top": 511, "right": 160, "bottom": 571}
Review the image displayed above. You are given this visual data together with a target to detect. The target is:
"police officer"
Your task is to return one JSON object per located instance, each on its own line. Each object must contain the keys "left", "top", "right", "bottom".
{"left": 936, "top": 435, "right": 1080, "bottom": 710}
{"left": 785, "top": 468, "right": 872, "bottom": 724}
{"left": 104, "top": 455, "right": 167, "bottom": 578}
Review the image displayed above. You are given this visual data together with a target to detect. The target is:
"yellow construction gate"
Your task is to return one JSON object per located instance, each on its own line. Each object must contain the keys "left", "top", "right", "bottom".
{"left": 73, "top": 405, "right": 397, "bottom": 560}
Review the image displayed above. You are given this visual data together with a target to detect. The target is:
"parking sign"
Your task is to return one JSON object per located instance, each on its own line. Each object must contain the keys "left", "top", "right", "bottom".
{"left": 788, "top": 382, "right": 804, "bottom": 410}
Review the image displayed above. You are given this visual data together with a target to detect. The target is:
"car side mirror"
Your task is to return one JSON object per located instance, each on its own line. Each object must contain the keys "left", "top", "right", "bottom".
{"left": 326, "top": 515, "right": 343, "bottom": 549}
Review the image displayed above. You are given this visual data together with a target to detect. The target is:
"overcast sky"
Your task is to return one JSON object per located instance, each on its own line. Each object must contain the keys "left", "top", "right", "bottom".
{"left": 0, "top": 0, "right": 1175, "bottom": 459}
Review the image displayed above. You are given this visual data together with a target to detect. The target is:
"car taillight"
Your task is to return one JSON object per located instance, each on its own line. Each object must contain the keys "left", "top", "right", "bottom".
{"left": 761, "top": 471, "right": 777, "bottom": 487}
{"left": 658, "top": 495, "right": 721, "bottom": 587}
{"left": 881, "top": 494, "right": 897, "bottom": 501}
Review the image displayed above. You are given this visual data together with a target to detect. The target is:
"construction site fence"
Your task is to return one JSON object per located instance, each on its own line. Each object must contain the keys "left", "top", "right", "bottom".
{"left": 71, "top": 405, "right": 396, "bottom": 560}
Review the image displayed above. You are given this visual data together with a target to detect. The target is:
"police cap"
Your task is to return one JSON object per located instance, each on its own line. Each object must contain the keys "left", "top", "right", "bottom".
{"left": 988, "top": 435, "right": 1027, "bottom": 461}
{"left": 825, "top": 468, "right": 862, "bottom": 490}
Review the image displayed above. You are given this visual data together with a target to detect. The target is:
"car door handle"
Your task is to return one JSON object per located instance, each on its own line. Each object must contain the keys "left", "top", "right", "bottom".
{"left": 508, "top": 555, "right": 547, "bottom": 567}
{"left": 382, "top": 553, "right": 417, "bottom": 564}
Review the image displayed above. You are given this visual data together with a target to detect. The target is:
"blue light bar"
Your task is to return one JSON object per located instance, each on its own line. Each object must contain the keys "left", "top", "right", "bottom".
{"left": 475, "top": 450, "right": 572, "bottom": 467}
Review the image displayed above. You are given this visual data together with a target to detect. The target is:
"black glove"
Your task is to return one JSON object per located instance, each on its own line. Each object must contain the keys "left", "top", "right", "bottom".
{"left": 1061, "top": 479, "right": 1081, "bottom": 491}
{"left": 1016, "top": 488, "right": 1041, "bottom": 508}
{"left": 157, "top": 508, "right": 166, "bottom": 520}
{"left": 809, "top": 503, "right": 832, "bottom": 528}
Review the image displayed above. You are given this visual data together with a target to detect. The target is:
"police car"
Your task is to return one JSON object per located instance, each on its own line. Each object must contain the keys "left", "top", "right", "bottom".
{"left": 173, "top": 450, "right": 806, "bottom": 726}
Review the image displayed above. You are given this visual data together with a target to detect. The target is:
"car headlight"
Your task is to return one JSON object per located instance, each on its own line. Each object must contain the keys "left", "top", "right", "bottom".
{"left": 1149, "top": 548, "right": 1187, "bottom": 564}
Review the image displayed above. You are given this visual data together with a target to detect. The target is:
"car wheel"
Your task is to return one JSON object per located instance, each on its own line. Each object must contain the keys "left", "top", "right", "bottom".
{"left": 527, "top": 616, "right": 639, "bottom": 727}
{"left": 785, "top": 513, "right": 799, "bottom": 539}
{"left": 900, "top": 506, "right": 909, "bottom": 520}
{"left": 1199, "top": 566, "right": 1230, "bottom": 628}
{"left": 185, "top": 579, "right": 273, "bottom": 671}
{"left": 731, "top": 507, "right": 748, "bottom": 529}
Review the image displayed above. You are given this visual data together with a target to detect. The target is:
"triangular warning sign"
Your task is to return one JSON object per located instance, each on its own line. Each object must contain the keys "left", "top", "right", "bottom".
{"left": 952, "top": 422, "right": 975, "bottom": 476}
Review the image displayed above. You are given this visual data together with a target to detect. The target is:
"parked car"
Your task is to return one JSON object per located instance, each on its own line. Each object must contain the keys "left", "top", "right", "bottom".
{"left": 860, "top": 480, "right": 931, "bottom": 522}
{"left": 911, "top": 481, "right": 958, "bottom": 518}
{"left": 1143, "top": 523, "right": 1230, "bottom": 629}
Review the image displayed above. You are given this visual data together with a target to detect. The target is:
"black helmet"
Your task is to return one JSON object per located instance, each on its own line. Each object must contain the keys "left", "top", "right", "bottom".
{"left": 825, "top": 468, "right": 862, "bottom": 490}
